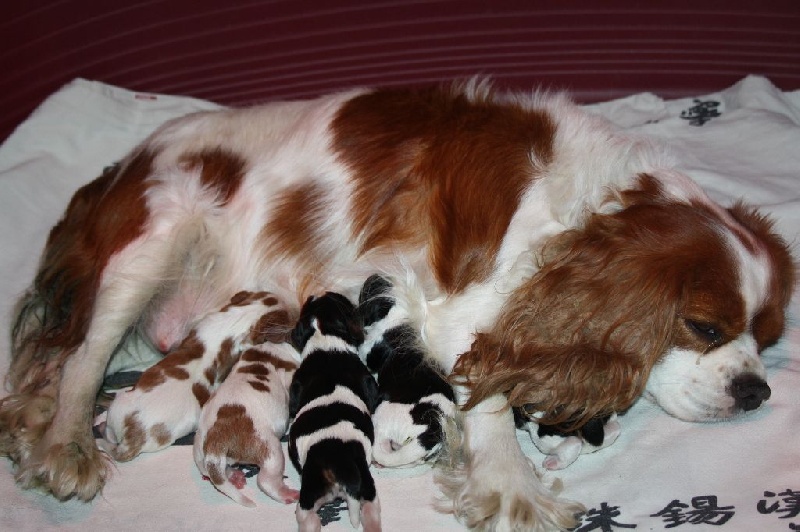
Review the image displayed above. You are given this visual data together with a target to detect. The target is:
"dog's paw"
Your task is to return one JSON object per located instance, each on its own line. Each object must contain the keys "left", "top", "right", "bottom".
{"left": 438, "top": 447, "right": 583, "bottom": 531}
{"left": 18, "top": 431, "right": 111, "bottom": 501}
{"left": 0, "top": 394, "right": 56, "bottom": 462}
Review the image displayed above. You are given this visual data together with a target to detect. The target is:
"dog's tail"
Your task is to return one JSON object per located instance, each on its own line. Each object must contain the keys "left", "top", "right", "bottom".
{"left": 199, "top": 450, "right": 256, "bottom": 508}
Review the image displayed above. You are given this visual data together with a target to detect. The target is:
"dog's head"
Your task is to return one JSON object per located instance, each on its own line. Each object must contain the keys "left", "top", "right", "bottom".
{"left": 290, "top": 292, "right": 364, "bottom": 352}
{"left": 454, "top": 192, "right": 795, "bottom": 427}
{"left": 372, "top": 394, "right": 454, "bottom": 467}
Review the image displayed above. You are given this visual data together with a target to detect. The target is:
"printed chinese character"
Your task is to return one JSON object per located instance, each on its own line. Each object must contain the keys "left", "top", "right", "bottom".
{"left": 680, "top": 99, "right": 721, "bottom": 126}
{"left": 651, "top": 495, "right": 735, "bottom": 527}
{"left": 318, "top": 498, "right": 347, "bottom": 525}
{"left": 574, "top": 502, "right": 637, "bottom": 531}
{"left": 758, "top": 489, "right": 800, "bottom": 525}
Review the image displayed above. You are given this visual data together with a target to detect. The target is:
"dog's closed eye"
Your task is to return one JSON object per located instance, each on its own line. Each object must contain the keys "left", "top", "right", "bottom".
{"left": 684, "top": 319, "right": 723, "bottom": 347}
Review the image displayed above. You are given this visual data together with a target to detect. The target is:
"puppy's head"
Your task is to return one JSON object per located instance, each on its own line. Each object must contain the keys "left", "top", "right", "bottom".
{"left": 372, "top": 395, "right": 453, "bottom": 467}
{"left": 454, "top": 193, "right": 794, "bottom": 427}
{"left": 290, "top": 292, "right": 364, "bottom": 351}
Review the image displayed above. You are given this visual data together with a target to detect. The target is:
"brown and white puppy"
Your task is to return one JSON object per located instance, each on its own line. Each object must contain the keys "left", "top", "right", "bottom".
{"left": 1, "top": 82, "right": 793, "bottom": 530}
{"left": 102, "top": 291, "right": 292, "bottom": 461}
{"left": 288, "top": 293, "right": 381, "bottom": 532}
{"left": 193, "top": 341, "right": 299, "bottom": 507}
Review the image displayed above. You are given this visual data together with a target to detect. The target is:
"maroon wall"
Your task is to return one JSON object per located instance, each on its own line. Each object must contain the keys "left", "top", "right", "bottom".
{"left": 2, "top": 0, "right": 799, "bottom": 141}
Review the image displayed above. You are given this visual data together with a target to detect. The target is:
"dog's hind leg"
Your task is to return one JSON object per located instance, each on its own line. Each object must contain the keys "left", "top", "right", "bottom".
{"left": 256, "top": 434, "right": 299, "bottom": 504}
{"left": 13, "top": 231, "right": 195, "bottom": 501}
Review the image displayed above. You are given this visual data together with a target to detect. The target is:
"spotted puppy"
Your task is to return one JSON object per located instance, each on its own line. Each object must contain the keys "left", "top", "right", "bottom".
{"left": 102, "top": 291, "right": 292, "bottom": 461}
{"left": 358, "top": 275, "right": 455, "bottom": 468}
{"left": 513, "top": 407, "right": 621, "bottom": 470}
{"left": 194, "top": 340, "right": 300, "bottom": 507}
{"left": 288, "top": 292, "right": 381, "bottom": 532}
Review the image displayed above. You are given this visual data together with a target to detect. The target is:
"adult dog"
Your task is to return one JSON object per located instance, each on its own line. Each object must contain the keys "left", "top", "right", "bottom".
{"left": 1, "top": 80, "right": 794, "bottom": 530}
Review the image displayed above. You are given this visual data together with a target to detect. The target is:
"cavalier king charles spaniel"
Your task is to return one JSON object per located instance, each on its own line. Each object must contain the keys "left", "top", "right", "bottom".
{"left": 0, "top": 80, "right": 794, "bottom": 531}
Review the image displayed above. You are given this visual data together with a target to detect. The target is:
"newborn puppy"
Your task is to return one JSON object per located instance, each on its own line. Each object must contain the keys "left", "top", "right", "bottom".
{"left": 513, "top": 407, "right": 621, "bottom": 470}
{"left": 102, "top": 291, "right": 291, "bottom": 461}
{"left": 193, "top": 341, "right": 300, "bottom": 507}
{"left": 288, "top": 292, "right": 381, "bottom": 532}
{"left": 358, "top": 275, "right": 455, "bottom": 468}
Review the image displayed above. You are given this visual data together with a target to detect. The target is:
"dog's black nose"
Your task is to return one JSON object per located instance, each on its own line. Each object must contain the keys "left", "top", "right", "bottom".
{"left": 730, "top": 374, "right": 771, "bottom": 412}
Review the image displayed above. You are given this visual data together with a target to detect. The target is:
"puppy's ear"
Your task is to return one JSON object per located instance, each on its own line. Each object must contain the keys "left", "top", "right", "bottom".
{"left": 288, "top": 377, "right": 303, "bottom": 418}
{"left": 358, "top": 275, "right": 395, "bottom": 327}
{"left": 290, "top": 299, "right": 316, "bottom": 351}
{"left": 361, "top": 372, "right": 381, "bottom": 414}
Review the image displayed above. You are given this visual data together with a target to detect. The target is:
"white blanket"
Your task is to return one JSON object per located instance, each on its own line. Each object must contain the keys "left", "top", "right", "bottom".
{"left": 1, "top": 77, "right": 798, "bottom": 531}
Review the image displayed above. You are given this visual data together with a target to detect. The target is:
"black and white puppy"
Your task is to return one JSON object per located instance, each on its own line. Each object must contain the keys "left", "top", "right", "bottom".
{"left": 513, "top": 407, "right": 620, "bottom": 470}
{"left": 358, "top": 275, "right": 456, "bottom": 468}
{"left": 288, "top": 292, "right": 381, "bottom": 532}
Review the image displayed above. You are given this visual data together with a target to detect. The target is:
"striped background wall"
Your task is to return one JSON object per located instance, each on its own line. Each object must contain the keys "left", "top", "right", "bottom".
{"left": 2, "top": 0, "right": 799, "bottom": 141}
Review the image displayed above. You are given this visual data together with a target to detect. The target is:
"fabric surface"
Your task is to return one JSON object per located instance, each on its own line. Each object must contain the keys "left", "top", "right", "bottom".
{"left": 0, "top": 77, "right": 798, "bottom": 531}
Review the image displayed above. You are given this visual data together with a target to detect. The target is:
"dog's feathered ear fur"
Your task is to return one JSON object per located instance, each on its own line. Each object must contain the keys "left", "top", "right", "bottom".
{"left": 452, "top": 202, "right": 713, "bottom": 429}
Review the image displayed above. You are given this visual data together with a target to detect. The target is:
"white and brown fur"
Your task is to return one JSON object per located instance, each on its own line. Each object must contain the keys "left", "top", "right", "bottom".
{"left": 193, "top": 339, "right": 299, "bottom": 507}
{"left": 288, "top": 293, "right": 381, "bottom": 532}
{"left": 0, "top": 82, "right": 794, "bottom": 530}
{"left": 100, "top": 291, "right": 293, "bottom": 461}
{"left": 513, "top": 407, "right": 620, "bottom": 471}
{"left": 358, "top": 274, "right": 455, "bottom": 468}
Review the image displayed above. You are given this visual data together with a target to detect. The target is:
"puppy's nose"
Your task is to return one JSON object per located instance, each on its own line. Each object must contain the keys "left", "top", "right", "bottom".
{"left": 730, "top": 374, "right": 771, "bottom": 412}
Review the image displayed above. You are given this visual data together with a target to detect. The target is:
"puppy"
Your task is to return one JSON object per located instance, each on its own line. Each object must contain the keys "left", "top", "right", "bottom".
{"left": 103, "top": 291, "right": 292, "bottom": 461}
{"left": 287, "top": 292, "right": 381, "bottom": 532}
{"left": 358, "top": 275, "right": 455, "bottom": 468}
{"left": 513, "top": 408, "right": 621, "bottom": 470}
{"left": 193, "top": 341, "right": 300, "bottom": 507}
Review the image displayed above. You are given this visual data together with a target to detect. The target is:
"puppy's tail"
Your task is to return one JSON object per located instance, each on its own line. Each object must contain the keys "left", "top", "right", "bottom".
{"left": 201, "top": 452, "right": 256, "bottom": 508}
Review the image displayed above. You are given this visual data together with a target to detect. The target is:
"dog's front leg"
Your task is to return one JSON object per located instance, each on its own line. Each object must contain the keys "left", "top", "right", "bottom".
{"left": 440, "top": 394, "right": 584, "bottom": 531}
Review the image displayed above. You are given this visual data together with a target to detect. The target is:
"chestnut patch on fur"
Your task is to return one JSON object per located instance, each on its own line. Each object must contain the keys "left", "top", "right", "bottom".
{"left": 135, "top": 330, "right": 205, "bottom": 392}
{"left": 150, "top": 423, "right": 172, "bottom": 446}
{"left": 202, "top": 404, "right": 269, "bottom": 482}
{"left": 249, "top": 310, "right": 293, "bottom": 344}
{"left": 192, "top": 382, "right": 211, "bottom": 407}
{"left": 178, "top": 148, "right": 247, "bottom": 206}
{"left": 118, "top": 413, "right": 147, "bottom": 461}
{"left": 332, "top": 86, "right": 555, "bottom": 293}
{"left": 262, "top": 183, "right": 327, "bottom": 277}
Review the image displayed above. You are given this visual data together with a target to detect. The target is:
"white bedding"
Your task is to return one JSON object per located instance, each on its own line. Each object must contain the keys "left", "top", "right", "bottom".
{"left": 0, "top": 77, "right": 798, "bottom": 531}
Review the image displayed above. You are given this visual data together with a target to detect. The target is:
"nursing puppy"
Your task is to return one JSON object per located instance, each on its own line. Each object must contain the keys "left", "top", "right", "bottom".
{"left": 103, "top": 291, "right": 292, "bottom": 461}
{"left": 358, "top": 275, "right": 455, "bottom": 467}
{"left": 513, "top": 408, "right": 620, "bottom": 470}
{"left": 288, "top": 292, "right": 381, "bottom": 532}
{"left": 193, "top": 341, "right": 299, "bottom": 507}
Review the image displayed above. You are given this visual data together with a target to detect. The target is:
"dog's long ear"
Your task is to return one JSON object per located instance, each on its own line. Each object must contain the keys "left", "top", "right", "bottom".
{"left": 456, "top": 338, "right": 644, "bottom": 429}
{"left": 453, "top": 204, "right": 700, "bottom": 429}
